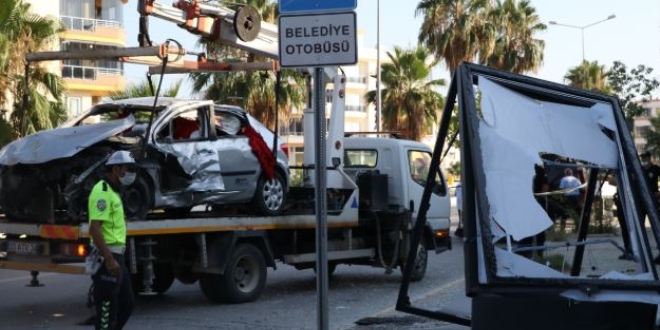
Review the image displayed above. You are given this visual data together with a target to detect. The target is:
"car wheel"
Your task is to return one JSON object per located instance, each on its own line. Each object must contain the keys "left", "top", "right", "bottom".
{"left": 123, "top": 174, "right": 152, "bottom": 221}
{"left": 251, "top": 171, "right": 286, "bottom": 216}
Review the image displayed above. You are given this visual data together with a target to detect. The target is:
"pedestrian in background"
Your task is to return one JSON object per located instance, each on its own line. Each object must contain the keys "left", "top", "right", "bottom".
{"left": 517, "top": 164, "right": 549, "bottom": 258}
{"left": 640, "top": 151, "right": 660, "bottom": 263}
{"left": 88, "top": 150, "right": 136, "bottom": 330}
{"left": 559, "top": 168, "right": 582, "bottom": 230}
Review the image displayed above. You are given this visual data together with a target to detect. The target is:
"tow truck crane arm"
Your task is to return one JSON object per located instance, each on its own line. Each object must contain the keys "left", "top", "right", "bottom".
{"left": 139, "top": 1, "right": 339, "bottom": 79}
{"left": 139, "top": 0, "right": 278, "bottom": 60}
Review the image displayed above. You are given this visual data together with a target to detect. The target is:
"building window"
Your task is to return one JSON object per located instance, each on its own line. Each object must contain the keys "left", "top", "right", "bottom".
{"left": 287, "top": 117, "right": 304, "bottom": 136}
{"left": 289, "top": 147, "right": 304, "bottom": 165}
{"left": 636, "top": 125, "right": 651, "bottom": 137}
{"left": 60, "top": 0, "right": 123, "bottom": 22}
{"left": 60, "top": 42, "right": 123, "bottom": 79}
{"left": 67, "top": 97, "right": 82, "bottom": 117}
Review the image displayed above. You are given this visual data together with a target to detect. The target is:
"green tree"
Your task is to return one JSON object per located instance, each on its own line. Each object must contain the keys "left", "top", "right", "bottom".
{"left": 485, "top": 0, "right": 546, "bottom": 74}
{"left": 188, "top": 0, "right": 305, "bottom": 129}
{"left": 564, "top": 60, "right": 610, "bottom": 93}
{"left": 447, "top": 161, "right": 461, "bottom": 178}
{"left": 365, "top": 46, "right": 445, "bottom": 141}
{"left": 106, "top": 79, "right": 182, "bottom": 100}
{"left": 0, "top": 0, "right": 67, "bottom": 139}
{"left": 416, "top": 0, "right": 491, "bottom": 76}
{"left": 608, "top": 61, "right": 660, "bottom": 121}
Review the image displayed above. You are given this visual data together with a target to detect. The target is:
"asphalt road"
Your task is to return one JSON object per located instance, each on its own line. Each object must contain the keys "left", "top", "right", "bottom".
{"left": 0, "top": 236, "right": 467, "bottom": 330}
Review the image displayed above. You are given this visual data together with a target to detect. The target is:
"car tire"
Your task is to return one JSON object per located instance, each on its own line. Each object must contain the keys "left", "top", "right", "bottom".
{"left": 251, "top": 171, "right": 286, "bottom": 216}
{"left": 123, "top": 174, "right": 152, "bottom": 221}
{"left": 199, "top": 243, "right": 266, "bottom": 303}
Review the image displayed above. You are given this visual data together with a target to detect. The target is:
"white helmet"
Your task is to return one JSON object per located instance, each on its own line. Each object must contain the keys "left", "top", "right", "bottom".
{"left": 106, "top": 150, "right": 136, "bottom": 166}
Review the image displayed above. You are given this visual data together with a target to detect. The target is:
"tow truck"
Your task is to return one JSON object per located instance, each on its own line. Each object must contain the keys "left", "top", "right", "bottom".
{"left": 0, "top": 1, "right": 452, "bottom": 303}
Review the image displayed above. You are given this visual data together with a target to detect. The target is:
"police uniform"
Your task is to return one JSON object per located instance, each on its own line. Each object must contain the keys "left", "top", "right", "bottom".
{"left": 88, "top": 179, "right": 133, "bottom": 330}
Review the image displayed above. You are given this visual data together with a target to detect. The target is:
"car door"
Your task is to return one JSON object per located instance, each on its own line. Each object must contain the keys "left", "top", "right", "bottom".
{"left": 153, "top": 104, "right": 225, "bottom": 192}
{"left": 210, "top": 111, "right": 261, "bottom": 193}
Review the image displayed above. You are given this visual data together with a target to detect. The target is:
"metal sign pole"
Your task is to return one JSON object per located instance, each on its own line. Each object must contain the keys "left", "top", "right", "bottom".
{"left": 313, "top": 67, "right": 329, "bottom": 330}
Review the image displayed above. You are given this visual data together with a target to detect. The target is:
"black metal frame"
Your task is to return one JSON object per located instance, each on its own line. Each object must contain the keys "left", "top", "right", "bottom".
{"left": 397, "top": 62, "right": 660, "bottom": 327}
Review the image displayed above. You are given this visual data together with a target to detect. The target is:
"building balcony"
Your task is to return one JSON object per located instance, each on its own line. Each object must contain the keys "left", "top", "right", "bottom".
{"left": 60, "top": 16, "right": 126, "bottom": 46}
{"left": 62, "top": 64, "right": 125, "bottom": 96}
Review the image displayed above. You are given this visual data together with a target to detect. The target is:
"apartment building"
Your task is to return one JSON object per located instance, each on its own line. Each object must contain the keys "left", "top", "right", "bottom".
{"left": 27, "top": 0, "right": 127, "bottom": 118}
{"left": 633, "top": 99, "right": 660, "bottom": 153}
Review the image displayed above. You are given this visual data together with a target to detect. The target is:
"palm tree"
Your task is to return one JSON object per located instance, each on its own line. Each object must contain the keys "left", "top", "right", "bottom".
{"left": 188, "top": 0, "right": 305, "bottom": 129}
{"left": 106, "top": 79, "right": 182, "bottom": 100}
{"left": 365, "top": 46, "right": 445, "bottom": 141}
{"left": 484, "top": 0, "right": 546, "bottom": 74}
{"left": 416, "top": 0, "right": 492, "bottom": 77}
{"left": 564, "top": 60, "right": 610, "bottom": 93}
{"left": 0, "top": 0, "right": 67, "bottom": 138}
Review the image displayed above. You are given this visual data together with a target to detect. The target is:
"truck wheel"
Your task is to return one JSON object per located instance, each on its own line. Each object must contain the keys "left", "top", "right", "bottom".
{"left": 408, "top": 239, "right": 428, "bottom": 282}
{"left": 123, "top": 174, "right": 152, "bottom": 221}
{"left": 199, "top": 243, "right": 266, "bottom": 303}
{"left": 251, "top": 172, "right": 286, "bottom": 216}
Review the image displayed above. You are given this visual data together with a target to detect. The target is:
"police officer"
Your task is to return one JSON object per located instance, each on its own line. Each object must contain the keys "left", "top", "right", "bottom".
{"left": 88, "top": 150, "right": 136, "bottom": 330}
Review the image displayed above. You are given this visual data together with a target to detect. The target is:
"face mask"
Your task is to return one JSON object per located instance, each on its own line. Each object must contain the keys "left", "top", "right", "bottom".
{"left": 119, "top": 172, "right": 136, "bottom": 186}
{"left": 642, "top": 161, "right": 650, "bottom": 167}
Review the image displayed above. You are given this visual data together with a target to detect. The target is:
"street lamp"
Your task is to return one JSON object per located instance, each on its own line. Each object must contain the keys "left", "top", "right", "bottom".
{"left": 549, "top": 14, "right": 616, "bottom": 63}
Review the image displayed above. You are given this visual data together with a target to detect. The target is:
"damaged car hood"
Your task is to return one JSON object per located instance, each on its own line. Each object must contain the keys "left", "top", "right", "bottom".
{"left": 0, "top": 115, "right": 136, "bottom": 165}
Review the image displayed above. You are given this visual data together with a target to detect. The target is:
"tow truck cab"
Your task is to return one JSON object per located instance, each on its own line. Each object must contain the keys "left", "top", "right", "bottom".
{"left": 343, "top": 136, "right": 452, "bottom": 252}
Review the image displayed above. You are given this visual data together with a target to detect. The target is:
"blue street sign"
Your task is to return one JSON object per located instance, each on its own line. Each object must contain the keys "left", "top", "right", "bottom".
{"left": 279, "top": 0, "right": 357, "bottom": 14}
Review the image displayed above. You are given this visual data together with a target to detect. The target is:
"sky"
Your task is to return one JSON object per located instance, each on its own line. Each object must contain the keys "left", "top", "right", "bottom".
{"left": 122, "top": 0, "right": 660, "bottom": 98}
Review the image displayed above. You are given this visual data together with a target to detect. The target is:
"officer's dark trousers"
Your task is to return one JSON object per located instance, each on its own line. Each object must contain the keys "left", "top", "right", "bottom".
{"left": 93, "top": 253, "right": 134, "bottom": 330}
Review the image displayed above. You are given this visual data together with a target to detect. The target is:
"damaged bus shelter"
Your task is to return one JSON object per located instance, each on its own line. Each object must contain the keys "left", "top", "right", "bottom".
{"left": 398, "top": 63, "right": 660, "bottom": 330}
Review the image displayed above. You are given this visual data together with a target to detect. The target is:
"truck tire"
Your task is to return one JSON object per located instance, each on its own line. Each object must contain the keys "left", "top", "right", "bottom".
{"left": 199, "top": 243, "right": 266, "bottom": 303}
{"left": 251, "top": 172, "right": 286, "bottom": 216}
{"left": 408, "top": 239, "right": 428, "bottom": 282}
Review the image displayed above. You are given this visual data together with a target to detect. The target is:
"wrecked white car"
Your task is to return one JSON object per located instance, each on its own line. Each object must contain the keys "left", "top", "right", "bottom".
{"left": 0, "top": 97, "right": 289, "bottom": 223}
